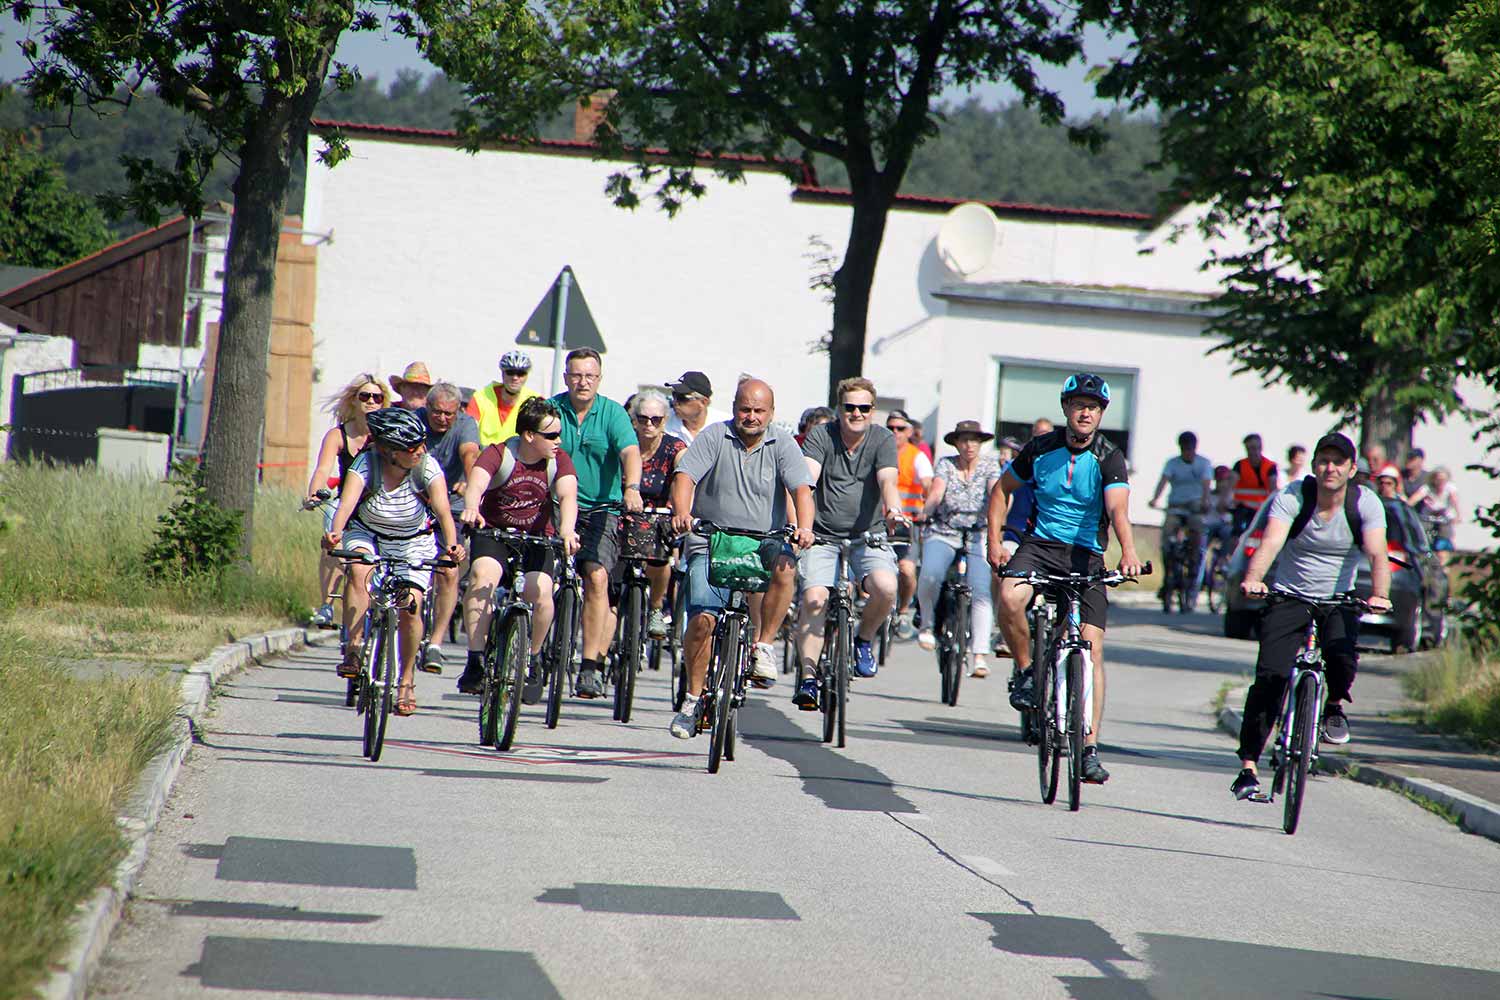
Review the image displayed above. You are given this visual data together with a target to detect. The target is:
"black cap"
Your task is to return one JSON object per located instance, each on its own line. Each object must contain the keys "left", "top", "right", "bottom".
{"left": 885, "top": 408, "right": 912, "bottom": 424}
{"left": 667, "top": 371, "right": 712, "bottom": 397}
{"left": 1313, "top": 432, "right": 1357, "bottom": 462}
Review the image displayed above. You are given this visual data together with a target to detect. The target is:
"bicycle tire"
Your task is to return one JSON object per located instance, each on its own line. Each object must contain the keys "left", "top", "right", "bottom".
{"left": 359, "top": 616, "right": 382, "bottom": 755}
{"left": 877, "top": 615, "right": 891, "bottom": 666}
{"left": 946, "top": 593, "right": 968, "bottom": 708}
{"left": 1026, "top": 609, "right": 1050, "bottom": 744}
{"left": 369, "top": 611, "right": 396, "bottom": 763}
{"left": 344, "top": 677, "right": 357, "bottom": 707}
{"left": 1065, "top": 648, "right": 1084, "bottom": 811}
{"left": 546, "top": 583, "right": 575, "bottom": 730}
{"left": 478, "top": 606, "right": 507, "bottom": 746}
{"left": 836, "top": 612, "right": 850, "bottom": 748}
{"left": 820, "top": 612, "right": 840, "bottom": 744}
{"left": 617, "top": 582, "right": 643, "bottom": 724}
{"left": 496, "top": 611, "right": 528, "bottom": 750}
{"left": 1283, "top": 675, "right": 1318, "bottom": 835}
{"left": 1036, "top": 641, "right": 1059, "bottom": 804}
{"left": 936, "top": 588, "right": 953, "bottom": 704}
{"left": 708, "top": 616, "right": 741, "bottom": 773}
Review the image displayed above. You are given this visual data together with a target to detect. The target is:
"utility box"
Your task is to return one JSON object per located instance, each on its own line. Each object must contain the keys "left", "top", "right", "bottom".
{"left": 96, "top": 427, "right": 171, "bottom": 480}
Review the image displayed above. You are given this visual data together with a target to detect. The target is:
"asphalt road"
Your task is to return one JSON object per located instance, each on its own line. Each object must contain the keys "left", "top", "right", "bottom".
{"left": 91, "top": 606, "right": 1500, "bottom": 1000}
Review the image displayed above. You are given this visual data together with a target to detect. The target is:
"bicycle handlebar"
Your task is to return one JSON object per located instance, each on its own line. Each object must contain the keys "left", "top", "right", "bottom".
{"left": 998, "top": 561, "right": 1154, "bottom": 588}
{"left": 329, "top": 549, "right": 458, "bottom": 569}
{"left": 465, "top": 526, "right": 566, "bottom": 551}
{"left": 810, "top": 530, "right": 889, "bottom": 549}
{"left": 301, "top": 487, "right": 332, "bottom": 510}
{"left": 690, "top": 519, "right": 797, "bottom": 543}
{"left": 1265, "top": 591, "right": 1371, "bottom": 614}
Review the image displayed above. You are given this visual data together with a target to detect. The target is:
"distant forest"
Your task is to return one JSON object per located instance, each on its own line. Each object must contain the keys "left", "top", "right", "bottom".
{"left": 0, "top": 71, "right": 1168, "bottom": 238}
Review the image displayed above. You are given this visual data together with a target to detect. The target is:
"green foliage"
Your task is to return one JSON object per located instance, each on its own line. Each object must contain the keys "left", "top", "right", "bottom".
{"left": 1458, "top": 415, "right": 1500, "bottom": 651}
{"left": 143, "top": 459, "right": 244, "bottom": 580}
{"left": 1095, "top": 0, "right": 1500, "bottom": 434}
{"left": 0, "top": 128, "right": 109, "bottom": 266}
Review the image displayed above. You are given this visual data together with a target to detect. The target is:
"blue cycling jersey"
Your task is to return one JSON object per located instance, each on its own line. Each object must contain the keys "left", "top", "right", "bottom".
{"left": 1006, "top": 429, "right": 1129, "bottom": 553}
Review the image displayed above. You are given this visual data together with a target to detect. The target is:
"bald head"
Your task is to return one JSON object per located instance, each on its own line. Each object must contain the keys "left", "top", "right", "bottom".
{"left": 732, "top": 379, "right": 774, "bottom": 442}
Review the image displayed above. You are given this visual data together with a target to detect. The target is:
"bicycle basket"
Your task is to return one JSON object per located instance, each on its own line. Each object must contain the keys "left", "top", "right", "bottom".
{"left": 707, "top": 531, "right": 775, "bottom": 593}
{"left": 620, "top": 511, "right": 673, "bottom": 562}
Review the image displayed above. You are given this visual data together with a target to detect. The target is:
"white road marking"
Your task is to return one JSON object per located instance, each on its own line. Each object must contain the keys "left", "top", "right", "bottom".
{"left": 959, "top": 855, "right": 1014, "bottom": 877}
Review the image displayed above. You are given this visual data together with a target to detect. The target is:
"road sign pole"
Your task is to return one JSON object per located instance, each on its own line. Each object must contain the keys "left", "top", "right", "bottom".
{"left": 549, "top": 268, "right": 572, "bottom": 395}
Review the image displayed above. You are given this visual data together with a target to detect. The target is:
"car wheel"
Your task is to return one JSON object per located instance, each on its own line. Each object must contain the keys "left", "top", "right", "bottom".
{"left": 1224, "top": 609, "right": 1256, "bottom": 641}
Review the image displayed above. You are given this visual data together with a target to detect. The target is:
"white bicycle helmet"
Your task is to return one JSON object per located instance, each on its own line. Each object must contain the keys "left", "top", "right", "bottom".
{"left": 499, "top": 350, "right": 533, "bottom": 372}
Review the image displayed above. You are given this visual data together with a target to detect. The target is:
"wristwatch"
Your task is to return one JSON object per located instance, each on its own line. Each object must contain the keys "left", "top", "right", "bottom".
{"left": 624, "top": 483, "right": 641, "bottom": 492}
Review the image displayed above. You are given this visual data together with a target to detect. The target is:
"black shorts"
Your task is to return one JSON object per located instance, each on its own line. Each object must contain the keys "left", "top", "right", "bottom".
{"left": 470, "top": 532, "right": 559, "bottom": 580}
{"left": 1006, "top": 537, "right": 1108, "bottom": 629}
{"left": 578, "top": 507, "right": 621, "bottom": 574}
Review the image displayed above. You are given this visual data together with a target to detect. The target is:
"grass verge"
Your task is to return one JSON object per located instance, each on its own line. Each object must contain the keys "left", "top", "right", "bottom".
{"left": 1400, "top": 640, "right": 1500, "bottom": 750}
{"left": 1341, "top": 763, "right": 1463, "bottom": 828}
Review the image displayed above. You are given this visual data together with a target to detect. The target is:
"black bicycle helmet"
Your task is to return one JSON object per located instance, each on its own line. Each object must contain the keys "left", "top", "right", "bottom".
{"left": 365, "top": 406, "right": 427, "bottom": 450}
{"left": 1060, "top": 372, "right": 1111, "bottom": 407}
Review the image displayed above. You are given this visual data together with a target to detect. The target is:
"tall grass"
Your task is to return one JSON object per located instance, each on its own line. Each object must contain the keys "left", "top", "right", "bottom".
{"left": 0, "top": 625, "right": 179, "bottom": 999}
{"left": 1402, "top": 640, "right": 1500, "bottom": 749}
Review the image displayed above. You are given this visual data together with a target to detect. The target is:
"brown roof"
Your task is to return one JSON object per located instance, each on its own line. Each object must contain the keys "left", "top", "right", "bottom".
{"left": 791, "top": 185, "right": 1152, "bottom": 227}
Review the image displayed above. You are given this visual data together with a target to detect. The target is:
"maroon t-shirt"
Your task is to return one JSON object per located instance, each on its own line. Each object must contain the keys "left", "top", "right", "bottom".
{"left": 474, "top": 445, "right": 576, "bottom": 534}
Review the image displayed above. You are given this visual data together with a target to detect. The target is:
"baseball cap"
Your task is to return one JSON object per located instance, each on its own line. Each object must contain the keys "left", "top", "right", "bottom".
{"left": 667, "top": 371, "right": 712, "bottom": 398}
{"left": 1377, "top": 464, "right": 1401, "bottom": 481}
{"left": 1313, "top": 432, "right": 1357, "bottom": 462}
{"left": 886, "top": 408, "right": 913, "bottom": 425}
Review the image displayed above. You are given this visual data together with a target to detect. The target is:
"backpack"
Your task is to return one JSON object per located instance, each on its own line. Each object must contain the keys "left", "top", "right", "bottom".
{"left": 1286, "top": 475, "right": 1364, "bottom": 543}
{"left": 495, "top": 438, "right": 558, "bottom": 490}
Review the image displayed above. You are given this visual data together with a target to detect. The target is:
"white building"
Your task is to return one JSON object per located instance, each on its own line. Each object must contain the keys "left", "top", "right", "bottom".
{"left": 303, "top": 121, "right": 1493, "bottom": 548}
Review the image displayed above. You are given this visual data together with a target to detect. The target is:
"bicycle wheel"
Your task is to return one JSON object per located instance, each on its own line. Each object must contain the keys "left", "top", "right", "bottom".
{"left": 477, "top": 606, "right": 506, "bottom": 746}
{"left": 945, "top": 594, "right": 968, "bottom": 708}
{"left": 836, "top": 613, "right": 851, "bottom": 748}
{"left": 1036, "top": 642, "right": 1059, "bottom": 804}
{"left": 1283, "top": 675, "right": 1319, "bottom": 835}
{"left": 368, "top": 611, "right": 397, "bottom": 763}
{"left": 820, "top": 613, "right": 841, "bottom": 744}
{"left": 546, "top": 583, "right": 575, "bottom": 730}
{"left": 1025, "top": 610, "right": 1050, "bottom": 744}
{"left": 1161, "top": 547, "right": 1178, "bottom": 613}
{"left": 1065, "top": 648, "right": 1085, "bottom": 811}
{"left": 359, "top": 616, "right": 383, "bottom": 756}
{"left": 616, "top": 582, "right": 643, "bottom": 724}
{"left": 497, "top": 612, "right": 529, "bottom": 750}
{"left": 708, "top": 617, "right": 741, "bottom": 773}
{"left": 877, "top": 614, "right": 891, "bottom": 666}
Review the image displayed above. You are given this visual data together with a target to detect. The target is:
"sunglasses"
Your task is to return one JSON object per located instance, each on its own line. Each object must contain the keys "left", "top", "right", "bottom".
{"left": 356, "top": 391, "right": 383, "bottom": 403}
{"left": 502, "top": 368, "right": 528, "bottom": 377}
{"left": 843, "top": 403, "right": 873, "bottom": 414}
{"left": 635, "top": 414, "right": 665, "bottom": 426}
{"left": 536, "top": 430, "right": 562, "bottom": 441}
{"left": 672, "top": 392, "right": 701, "bottom": 403}
{"left": 887, "top": 423, "right": 911, "bottom": 432}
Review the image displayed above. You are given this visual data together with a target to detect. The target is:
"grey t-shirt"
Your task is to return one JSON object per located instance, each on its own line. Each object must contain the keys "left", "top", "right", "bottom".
{"left": 1162, "top": 454, "right": 1213, "bottom": 506}
{"left": 677, "top": 421, "right": 812, "bottom": 553}
{"left": 419, "top": 408, "right": 479, "bottom": 512}
{"left": 1269, "top": 482, "right": 1386, "bottom": 599}
{"left": 802, "top": 421, "right": 899, "bottom": 536}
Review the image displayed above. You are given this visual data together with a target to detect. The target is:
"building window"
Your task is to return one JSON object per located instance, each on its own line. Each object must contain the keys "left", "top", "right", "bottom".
{"left": 995, "top": 363, "right": 1136, "bottom": 456}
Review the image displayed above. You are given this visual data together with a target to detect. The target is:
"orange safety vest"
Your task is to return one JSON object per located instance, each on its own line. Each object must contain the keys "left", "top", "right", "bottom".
{"left": 1231, "top": 456, "right": 1276, "bottom": 509}
{"left": 896, "top": 443, "right": 925, "bottom": 518}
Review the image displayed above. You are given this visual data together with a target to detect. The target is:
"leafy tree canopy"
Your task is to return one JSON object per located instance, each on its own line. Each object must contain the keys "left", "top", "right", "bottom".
{"left": 0, "top": 128, "right": 110, "bottom": 267}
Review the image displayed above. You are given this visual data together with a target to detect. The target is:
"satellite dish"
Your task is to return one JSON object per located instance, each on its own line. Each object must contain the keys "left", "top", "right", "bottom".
{"left": 936, "top": 202, "right": 1001, "bottom": 276}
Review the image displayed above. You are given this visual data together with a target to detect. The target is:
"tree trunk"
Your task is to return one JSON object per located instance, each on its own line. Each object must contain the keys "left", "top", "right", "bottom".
{"left": 1359, "top": 380, "right": 1414, "bottom": 467}
{"left": 200, "top": 77, "right": 328, "bottom": 557}
{"left": 827, "top": 181, "right": 895, "bottom": 403}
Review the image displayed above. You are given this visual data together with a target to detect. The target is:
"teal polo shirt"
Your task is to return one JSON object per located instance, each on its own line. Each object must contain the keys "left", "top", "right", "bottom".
{"left": 550, "top": 391, "right": 636, "bottom": 509}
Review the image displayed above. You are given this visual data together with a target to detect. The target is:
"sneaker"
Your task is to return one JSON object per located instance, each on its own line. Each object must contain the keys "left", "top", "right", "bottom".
{"left": 1322, "top": 707, "right": 1351, "bottom": 745}
{"left": 420, "top": 643, "right": 446, "bottom": 675}
{"left": 311, "top": 603, "right": 336, "bottom": 628}
{"left": 895, "top": 611, "right": 918, "bottom": 640}
{"left": 793, "top": 676, "right": 820, "bottom": 710}
{"left": 1231, "top": 768, "right": 1261, "bottom": 801}
{"left": 970, "top": 655, "right": 990, "bottom": 679}
{"left": 648, "top": 608, "right": 668, "bottom": 640}
{"left": 456, "top": 661, "right": 484, "bottom": 694}
{"left": 917, "top": 630, "right": 937, "bottom": 651}
{"left": 751, "top": 643, "right": 777, "bottom": 688}
{"left": 576, "top": 668, "right": 604, "bottom": 699}
{"left": 992, "top": 632, "right": 1012, "bottom": 658}
{"left": 521, "top": 654, "right": 544, "bottom": 704}
{"left": 853, "top": 638, "right": 878, "bottom": 678}
{"left": 669, "top": 698, "right": 698, "bottom": 739}
{"left": 1080, "top": 746, "right": 1110, "bottom": 784}
{"left": 1007, "top": 667, "right": 1035, "bottom": 711}
{"left": 336, "top": 646, "right": 362, "bottom": 679}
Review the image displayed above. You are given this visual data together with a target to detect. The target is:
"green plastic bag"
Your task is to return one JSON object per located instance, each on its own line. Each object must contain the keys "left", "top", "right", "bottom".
{"left": 707, "top": 531, "right": 774, "bottom": 593}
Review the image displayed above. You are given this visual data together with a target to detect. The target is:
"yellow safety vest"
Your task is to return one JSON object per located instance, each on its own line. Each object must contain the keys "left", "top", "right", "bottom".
{"left": 467, "top": 385, "right": 540, "bottom": 447}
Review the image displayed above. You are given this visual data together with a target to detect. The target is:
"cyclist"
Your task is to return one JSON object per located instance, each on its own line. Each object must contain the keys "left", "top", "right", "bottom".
{"left": 795, "top": 376, "right": 907, "bottom": 705}
{"left": 630, "top": 389, "right": 686, "bottom": 639}
{"left": 664, "top": 370, "right": 730, "bottom": 444}
{"left": 455, "top": 397, "right": 581, "bottom": 697}
{"left": 1374, "top": 464, "right": 1402, "bottom": 501}
{"left": 1231, "top": 432, "right": 1390, "bottom": 801}
{"left": 667, "top": 378, "right": 814, "bottom": 737}
{"left": 1400, "top": 448, "right": 1427, "bottom": 500}
{"left": 917, "top": 420, "right": 1001, "bottom": 678}
{"left": 1149, "top": 431, "right": 1213, "bottom": 610}
{"left": 466, "top": 349, "right": 542, "bottom": 447}
{"left": 389, "top": 362, "right": 433, "bottom": 411}
{"left": 416, "top": 382, "right": 480, "bottom": 672}
{"left": 552, "top": 348, "right": 643, "bottom": 699}
{"left": 1204, "top": 464, "right": 1236, "bottom": 548}
{"left": 796, "top": 406, "right": 834, "bottom": 447}
{"left": 1285, "top": 443, "right": 1308, "bottom": 483}
{"left": 1230, "top": 433, "right": 1279, "bottom": 535}
{"left": 306, "top": 373, "right": 389, "bottom": 627}
{"left": 324, "top": 407, "right": 464, "bottom": 716}
{"left": 887, "top": 409, "right": 933, "bottom": 638}
{"left": 987, "top": 373, "right": 1144, "bottom": 784}
{"left": 1408, "top": 465, "right": 1461, "bottom": 565}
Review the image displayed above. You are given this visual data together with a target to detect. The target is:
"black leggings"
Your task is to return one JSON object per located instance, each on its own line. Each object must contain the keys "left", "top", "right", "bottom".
{"left": 1236, "top": 598, "right": 1360, "bottom": 764}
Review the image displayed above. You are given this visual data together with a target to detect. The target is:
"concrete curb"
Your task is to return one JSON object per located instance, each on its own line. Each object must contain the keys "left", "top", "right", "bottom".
{"left": 39, "top": 625, "right": 335, "bottom": 1000}
{"left": 1217, "top": 689, "right": 1500, "bottom": 844}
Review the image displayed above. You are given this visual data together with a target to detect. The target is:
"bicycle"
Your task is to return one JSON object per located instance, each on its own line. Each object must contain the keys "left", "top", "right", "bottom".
{"left": 1159, "top": 504, "right": 1203, "bottom": 614}
{"left": 1001, "top": 562, "right": 1151, "bottom": 811}
{"left": 932, "top": 526, "right": 983, "bottom": 708}
{"left": 808, "top": 530, "right": 890, "bottom": 749}
{"left": 690, "top": 520, "right": 795, "bottom": 774}
{"left": 1245, "top": 592, "right": 1369, "bottom": 835}
{"left": 544, "top": 547, "right": 583, "bottom": 729}
{"left": 660, "top": 558, "right": 691, "bottom": 710}
{"left": 1203, "top": 527, "right": 1233, "bottom": 614}
{"left": 330, "top": 548, "right": 455, "bottom": 762}
{"left": 610, "top": 507, "right": 674, "bottom": 724}
{"left": 466, "top": 528, "right": 565, "bottom": 752}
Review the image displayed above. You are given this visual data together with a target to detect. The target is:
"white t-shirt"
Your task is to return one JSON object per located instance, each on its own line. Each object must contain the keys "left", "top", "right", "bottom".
{"left": 665, "top": 407, "right": 732, "bottom": 444}
{"left": 349, "top": 450, "right": 442, "bottom": 536}
{"left": 1161, "top": 454, "right": 1213, "bottom": 506}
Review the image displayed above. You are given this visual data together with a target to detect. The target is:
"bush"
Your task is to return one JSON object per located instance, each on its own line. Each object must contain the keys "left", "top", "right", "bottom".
{"left": 143, "top": 459, "right": 244, "bottom": 580}
{"left": 1459, "top": 414, "right": 1500, "bottom": 650}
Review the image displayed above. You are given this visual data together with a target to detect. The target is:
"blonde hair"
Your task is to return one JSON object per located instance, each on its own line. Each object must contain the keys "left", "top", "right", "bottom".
{"left": 325, "top": 373, "right": 389, "bottom": 426}
{"left": 836, "top": 376, "right": 877, "bottom": 402}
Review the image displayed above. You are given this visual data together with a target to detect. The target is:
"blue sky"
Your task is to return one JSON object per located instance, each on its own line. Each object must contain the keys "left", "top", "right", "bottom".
{"left": 2, "top": 21, "right": 1133, "bottom": 119}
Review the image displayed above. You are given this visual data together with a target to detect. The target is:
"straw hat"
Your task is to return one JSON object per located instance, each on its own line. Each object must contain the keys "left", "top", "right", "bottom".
{"left": 389, "top": 361, "right": 433, "bottom": 391}
{"left": 943, "top": 419, "right": 995, "bottom": 445}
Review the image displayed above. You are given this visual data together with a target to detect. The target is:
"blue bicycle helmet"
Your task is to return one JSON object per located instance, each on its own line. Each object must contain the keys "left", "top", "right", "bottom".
{"left": 365, "top": 406, "right": 427, "bottom": 450}
{"left": 1060, "top": 372, "right": 1111, "bottom": 407}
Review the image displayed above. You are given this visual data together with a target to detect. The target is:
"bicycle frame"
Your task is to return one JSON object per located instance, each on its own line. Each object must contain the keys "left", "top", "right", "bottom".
{"left": 935, "top": 527, "right": 980, "bottom": 706}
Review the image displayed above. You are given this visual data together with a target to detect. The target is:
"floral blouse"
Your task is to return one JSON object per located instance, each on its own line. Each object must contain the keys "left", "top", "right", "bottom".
{"left": 924, "top": 455, "right": 1001, "bottom": 547}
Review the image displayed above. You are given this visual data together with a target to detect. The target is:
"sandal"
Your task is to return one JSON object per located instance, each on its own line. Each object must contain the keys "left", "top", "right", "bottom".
{"left": 336, "top": 646, "right": 362, "bottom": 679}
{"left": 394, "top": 678, "right": 417, "bottom": 716}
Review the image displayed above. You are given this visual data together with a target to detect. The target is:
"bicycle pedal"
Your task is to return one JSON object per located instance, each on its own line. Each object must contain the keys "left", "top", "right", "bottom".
{"left": 1247, "top": 792, "right": 1273, "bottom": 804}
